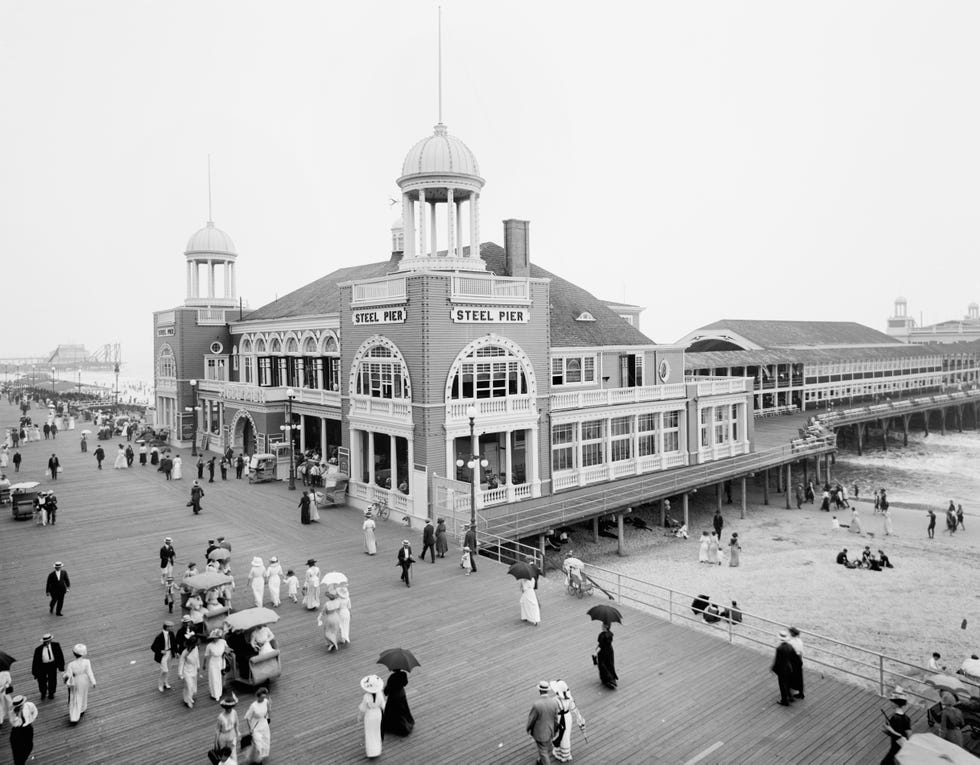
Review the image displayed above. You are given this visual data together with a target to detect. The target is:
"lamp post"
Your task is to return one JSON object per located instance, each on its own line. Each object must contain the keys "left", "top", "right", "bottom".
{"left": 185, "top": 379, "right": 200, "bottom": 457}
{"left": 76, "top": 368, "right": 82, "bottom": 394}
{"left": 455, "top": 405, "right": 488, "bottom": 548}
{"left": 51, "top": 366, "right": 56, "bottom": 396}
{"left": 281, "top": 387, "right": 298, "bottom": 490}
{"left": 31, "top": 365, "right": 36, "bottom": 390}
{"left": 114, "top": 362, "right": 120, "bottom": 407}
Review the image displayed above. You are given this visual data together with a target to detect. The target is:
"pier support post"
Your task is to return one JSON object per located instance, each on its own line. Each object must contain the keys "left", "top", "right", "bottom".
{"left": 803, "top": 459, "right": 808, "bottom": 484}
{"left": 902, "top": 415, "right": 909, "bottom": 447}
{"left": 682, "top": 493, "right": 689, "bottom": 528}
{"left": 616, "top": 513, "right": 626, "bottom": 557}
{"left": 940, "top": 407, "right": 946, "bottom": 436}
{"left": 856, "top": 423, "right": 863, "bottom": 456}
{"left": 539, "top": 534, "right": 547, "bottom": 564}
{"left": 659, "top": 498, "right": 667, "bottom": 527}
{"left": 740, "top": 477, "right": 747, "bottom": 519}
{"left": 815, "top": 455, "right": 822, "bottom": 484}
{"left": 957, "top": 405, "right": 964, "bottom": 433}
{"left": 716, "top": 483, "right": 723, "bottom": 512}
{"left": 785, "top": 464, "right": 792, "bottom": 509}
{"left": 763, "top": 469, "right": 770, "bottom": 505}
{"left": 825, "top": 453, "right": 832, "bottom": 484}
{"left": 880, "top": 420, "right": 888, "bottom": 451}
{"left": 923, "top": 410, "right": 930, "bottom": 437}
{"left": 592, "top": 516, "right": 599, "bottom": 544}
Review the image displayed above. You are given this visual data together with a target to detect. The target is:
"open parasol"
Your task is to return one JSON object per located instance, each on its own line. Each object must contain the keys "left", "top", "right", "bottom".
{"left": 896, "top": 732, "right": 980, "bottom": 764}
{"left": 586, "top": 604, "right": 623, "bottom": 624}
{"left": 507, "top": 561, "right": 536, "bottom": 580}
{"left": 223, "top": 607, "right": 280, "bottom": 632}
{"left": 320, "top": 571, "right": 348, "bottom": 587}
{"left": 562, "top": 557, "right": 584, "bottom": 571}
{"left": 0, "top": 651, "right": 15, "bottom": 672}
{"left": 207, "top": 548, "right": 231, "bottom": 562}
{"left": 80, "top": 429, "right": 92, "bottom": 435}
{"left": 925, "top": 673, "right": 969, "bottom": 696}
{"left": 377, "top": 647, "right": 421, "bottom": 673}
{"left": 184, "top": 571, "right": 233, "bottom": 592}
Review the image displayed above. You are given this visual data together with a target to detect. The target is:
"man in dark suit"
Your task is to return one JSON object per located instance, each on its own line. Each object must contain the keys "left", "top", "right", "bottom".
{"left": 235, "top": 454, "right": 245, "bottom": 479}
{"left": 420, "top": 519, "right": 436, "bottom": 563}
{"left": 47, "top": 453, "right": 60, "bottom": 480}
{"left": 396, "top": 540, "right": 414, "bottom": 587}
{"left": 159, "top": 537, "right": 176, "bottom": 584}
{"left": 93, "top": 444, "right": 105, "bottom": 469}
{"left": 772, "top": 630, "right": 797, "bottom": 706}
{"left": 31, "top": 633, "right": 65, "bottom": 699}
{"left": 150, "top": 621, "right": 177, "bottom": 692}
{"left": 45, "top": 561, "right": 70, "bottom": 615}
{"left": 463, "top": 524, "right": 478, "bottom": 572}
{"left": 526, "top": 680, "right": 558, "bottom": 765}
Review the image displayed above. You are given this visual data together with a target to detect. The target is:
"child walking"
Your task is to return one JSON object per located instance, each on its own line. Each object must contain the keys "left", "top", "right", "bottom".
{"left": 164, "top": 577, "right": 177, "bottom": 613}
{"left": 460, "top": 546, "right": 472, "bottom": 575}
{"left": 285, "top": 569, "right": 300, "bottom": 603}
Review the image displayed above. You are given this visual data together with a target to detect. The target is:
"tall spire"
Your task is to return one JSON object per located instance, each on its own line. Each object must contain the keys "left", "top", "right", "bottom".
{"left": 437, "top": 6, "right": 443, "bottom": 124}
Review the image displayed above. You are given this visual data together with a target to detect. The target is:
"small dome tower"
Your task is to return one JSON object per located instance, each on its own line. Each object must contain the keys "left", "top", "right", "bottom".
{"left": 184, "top": 220, "right": 238, "bottom": 307}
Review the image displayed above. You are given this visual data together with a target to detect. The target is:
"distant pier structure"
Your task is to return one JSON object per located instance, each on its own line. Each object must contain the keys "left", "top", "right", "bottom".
{"left": 0, "top": 343, "right": 122, "bottom": 374}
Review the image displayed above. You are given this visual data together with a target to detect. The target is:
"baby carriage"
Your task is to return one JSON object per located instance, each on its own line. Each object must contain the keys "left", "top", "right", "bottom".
{"left": 563, "top": 557, "right": 594, "bottom": 598}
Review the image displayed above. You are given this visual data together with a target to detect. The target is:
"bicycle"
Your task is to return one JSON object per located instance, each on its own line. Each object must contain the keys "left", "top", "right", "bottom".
{"left": 369, "top": 500, "right": 390, "bottom": 521}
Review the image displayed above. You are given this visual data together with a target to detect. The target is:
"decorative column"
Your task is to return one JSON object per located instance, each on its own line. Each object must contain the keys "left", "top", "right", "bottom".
{"left": 469, "top": 192, "right": 480, "bottom": 258}
{"left": 320, "top": 419, "right": 327, "bottom": 459}
{"left": 446, "top": 188, "right": 456, "bottom": 258}
{"left": 455, "top": 198, "right": 463, "bottom": 257}
{"left": 367, "top": 432, "right": 376, "bottom": 487}
{"left": 403, "top": 192, "right": 415, "bottom": 258}
{"left": 390, "top": 434, "right": 398, "bottom": 492}
{"left": 192, "top": 262, "right": 200, "bottom": 298}
{"left": 416, "top": 190, "right": 426, "bottom": 258}
{"left": 429, "top": 202, "right": 437, "bottom": 257}
{"left": 740, "top": 477, "right": 747, "bottom": 519}
{"left": 230, "top": 262, "right": 236, "bottom": 300}
{"left": 186, "top": 262, "right": 193, "bottom": 298}
{"left": 207, "top": 260, "right": 215, "bottom": 299}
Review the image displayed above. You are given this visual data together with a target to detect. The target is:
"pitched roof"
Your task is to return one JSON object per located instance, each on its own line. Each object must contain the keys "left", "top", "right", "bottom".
{"left": 242, "top": 243, "right": 654, "bottom": 348}
{"left": 685, "top": 344, "right": 941, "bottom": 370}
{"left": 688, "top": 319, "right": 898, "bottom": 349}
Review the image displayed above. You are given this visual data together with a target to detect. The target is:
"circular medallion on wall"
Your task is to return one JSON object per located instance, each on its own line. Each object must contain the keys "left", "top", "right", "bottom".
{"left": 209, "top": 341, "right": 224, "bottom": 354}
{"left": 658, "top": 359, "right": 671, "bottom": 383}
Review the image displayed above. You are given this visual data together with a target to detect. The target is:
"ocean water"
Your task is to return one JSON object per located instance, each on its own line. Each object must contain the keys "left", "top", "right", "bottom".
{"left": 833, "top": 430, "right": 980, "bottom": 509}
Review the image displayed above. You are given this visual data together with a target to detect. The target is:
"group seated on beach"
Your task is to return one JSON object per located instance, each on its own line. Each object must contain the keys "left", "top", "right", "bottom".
{"left": 691, "top": 595, "right": 742, "bottom": 624}
{"left": 835, "top": 546, "right": 894, "bottom": 571}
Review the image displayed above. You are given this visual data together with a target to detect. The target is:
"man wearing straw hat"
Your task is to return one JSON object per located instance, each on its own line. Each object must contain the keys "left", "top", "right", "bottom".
{"left": 526, "top": 680, "right": 558, "bottom": 765}
{"left": 31, "top": 633, "right": 64, "bottom": 699}
{"left": 771, "top": 630, "right": 797, "bottom": 707}
{"left": 150, "top": 621, "right": 177, "bottom": 692}
{"left": 8, "top": 694, "right": 38, "bottom": 765}
{"left": 881, "top": 685, "right": 911, "bottom": 764}
{"left": 159, "top": 537, "right": 176, "bottom": 584}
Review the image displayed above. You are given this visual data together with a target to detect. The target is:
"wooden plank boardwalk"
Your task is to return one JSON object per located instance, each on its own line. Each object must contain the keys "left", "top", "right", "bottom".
{"left": 0, "top": 400, "right": 932, "bottom": 764}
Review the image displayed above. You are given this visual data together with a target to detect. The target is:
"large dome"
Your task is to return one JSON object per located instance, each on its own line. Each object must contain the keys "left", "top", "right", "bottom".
{"left": 401, "top": 123, "right": 480, "bottom": 179}
{"left": 185, "top": 221, "right": 237, "bottom": 256}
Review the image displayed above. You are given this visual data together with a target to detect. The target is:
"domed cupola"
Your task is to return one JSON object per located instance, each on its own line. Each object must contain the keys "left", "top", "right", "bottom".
{"left": 395, "top": 122, "right": 485, "bottom": 272}
{"left": 184, "top": 220, "right": 238, "bottom": 307}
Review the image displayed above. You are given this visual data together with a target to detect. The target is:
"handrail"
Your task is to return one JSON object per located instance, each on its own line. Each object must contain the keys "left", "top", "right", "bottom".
{"left": 474, "top": 530, "right": 544, "bottom": 570}
{"left": 578, "top": 561, "right": 980, "bottom": 702}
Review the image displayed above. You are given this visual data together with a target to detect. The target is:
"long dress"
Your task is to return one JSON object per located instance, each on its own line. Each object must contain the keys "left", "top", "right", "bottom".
{"left": 265, "top": 562, "right": 283, "bottom": 607}
{"left": 698, "top": 534, "right": 709, "bottom": 562}
{"left": 519, "top": 579, "right": 541, "bottom": 624}
{"left": 729, "top": 540, "right": 741, "bottom": 567}
{"left": 248, "top": 564, "right": 265, "bottom": 608}
{"left": 214, "top": 709, "right": 239, "bottom": 759}
{"left": 706, "top": 535, "right": 719, "bottom": 565}
{"left": 303, "top": 566, "right": 321, "bottom": 610}
{"left": 179, "top": 646, "right": 200, "bottom": 707}
{"left": 113, "top": 448, "right": 127, "bottom": 469}
{"left": 850, "top": 508, "right": 863, "bottom": 534}
{"left": 883, "top": 509, "right": 893, "bottom": 536}
{"left": 359, "top": 692, "right": 385, "bottom": 758}
{"left": 552, "top": 692, "right": 585, "bottom": 762}
{"left": 64, "top": 657, "right": 97, "bottom": 723}
{"left": 337, "top": 586, "right": 351, "bottom": 644}
{"left": 0, "top": 669, "right": 12, "bottom": 725}
{"left": 381, "top": 670, "right": 414, "bottom": 737}
{"left": 435, "top": 521, "right": 448, "bottom": 557}
{"left": 244, "top": 698, "right": 271, "bottom": 760}
{"left": 205, "top": 638, "right": 227, "bottom": 700}
{"left": 363, "top": 519, "right": 377, "bottom": 555}
{"left": 596, "top": 629, "right": 618, "bottom": 688}
{"left": 319, "top": 597, "right": 342, "bottom": 650}
{"left": 172, "top": 457, "right": 183, "bottom": 479}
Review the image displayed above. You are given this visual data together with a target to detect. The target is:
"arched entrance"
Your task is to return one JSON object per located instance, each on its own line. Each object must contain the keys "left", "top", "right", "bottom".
{"left": 229, "top": 409, "right": 257, "bottom": 456}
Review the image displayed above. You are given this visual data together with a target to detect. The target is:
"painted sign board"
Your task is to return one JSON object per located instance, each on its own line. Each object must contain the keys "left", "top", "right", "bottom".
{"left": 352, "top": 307, "right": 407, "bottom": 325}
{"left": 451, "top": 306, "right": 529, "bottom": 323}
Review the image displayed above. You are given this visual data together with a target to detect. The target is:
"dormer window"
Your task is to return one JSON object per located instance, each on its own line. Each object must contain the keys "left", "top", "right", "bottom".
{"left": 575, "top": 312, "right": 596, "bottom": 322}
{"left": 552, "top": 355, "right": 596, "bottom": 386}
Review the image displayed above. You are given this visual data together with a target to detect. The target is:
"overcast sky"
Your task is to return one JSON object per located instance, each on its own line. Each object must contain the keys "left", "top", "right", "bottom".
{"left": 2, "top": 1, "right": 978, "bottom": 378}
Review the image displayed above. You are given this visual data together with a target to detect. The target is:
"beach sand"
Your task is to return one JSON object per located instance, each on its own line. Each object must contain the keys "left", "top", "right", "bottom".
{"left": 563, "top": 484, "right": 979, "bottom": 684}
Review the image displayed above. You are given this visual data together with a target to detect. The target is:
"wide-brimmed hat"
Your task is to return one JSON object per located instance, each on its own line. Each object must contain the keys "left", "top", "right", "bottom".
{"left": 551, "top": 680, "right": 569, "bottom": 696}
{"left": 360, "top": 675, "right": 384, "bottom": 694}
{"left": 73, "top": 644, "right": 87, "bottom": 657}
{"left": 209, "top": 628, "right": 223, "bottom": 639}
{"left": 219, "top": 693, "right": 238, "bottom": 708}
{"left": 54, "top": 561, "right": 63, "bottom": 568}
{"left": 401, "top": 540, "right": 410, "bottom": 546}
{"left": 306, "top": 558, "right": 317, "bottom": 566}
{"left": 778, "top": 630, "right": 789, "bottom": 640}
{"left": 889, "top": 685, "right": 908, "bottom": 702}
{"left": 42, "top": 633, "right": 53, "bottom": 642}
{"left": 269, "top": 556, "right": 278, "bottom": 563}
{"left": 251, "top": 556, "right": 263, "bottom": 567}
{"left": 11, "top": 695, "right": 26, "bottom": 708}
{"left": 363, "top": 509, "right": 373, "bottom": 517}
{"left": 256, "top": 687, "right": 269, "bottom": 699}
{"left": 537, "top": 680, "right": 551, "bottom": 693}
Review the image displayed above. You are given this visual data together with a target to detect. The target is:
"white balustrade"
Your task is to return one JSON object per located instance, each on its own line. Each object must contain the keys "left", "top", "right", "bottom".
{"left": 446, "top": 396, "right": 535, "bottom": 421}
{"left": 351, "top": 278, "right": 406, "bottom": 304}
{"left": 550, "top": 383, "right": 687, "bottom": 411}
{"left": 451, "top": 275, "right": 529, "bottom": 301}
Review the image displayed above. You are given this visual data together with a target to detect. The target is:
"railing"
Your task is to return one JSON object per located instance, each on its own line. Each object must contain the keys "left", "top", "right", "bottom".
{"left": 196, "top": 308, "right": 227, "bottom": 325}
{"left": 349, "top": 481, "right": 412, "bottom": 516}
{"left": 350, "top": 396, "right": 412, "bottom": 419}
{"left": 156, "top": 311, "right": 175, "bottom": 326}
{"left": 446, "top": 396, "right": 534, "bottom": 420}
{"left": 550, "top": 383, "right": 686, "bottom": 411}
{"left": 552, "top": 451, "right": 692, "bottom": 492}
{"left": 693, "top": 377, "right": 752, "bottom": 396}
{"left": 474, "top": 529, "right": 543, "bottom": 569}
{"left": 451, "top": 275, "right": 529, "bottom": 302}
{"left": 577, "top": 562, "right": 980, "bottom": 702}
{"left": 351, "top": 277, "right": 406, "bottom": 305}
{"left": 816, "top": 388, "right": 980, "bottom": 427}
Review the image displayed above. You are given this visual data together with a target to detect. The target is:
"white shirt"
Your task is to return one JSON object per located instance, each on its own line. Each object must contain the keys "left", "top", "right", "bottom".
{"left": 12, "top": 701, "right": 38, "bottom": 726}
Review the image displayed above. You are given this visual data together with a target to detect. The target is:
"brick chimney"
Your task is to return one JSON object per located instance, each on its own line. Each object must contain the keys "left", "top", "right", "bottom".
{"left": 503, "top": 219, "right": 530, "bottom": 278}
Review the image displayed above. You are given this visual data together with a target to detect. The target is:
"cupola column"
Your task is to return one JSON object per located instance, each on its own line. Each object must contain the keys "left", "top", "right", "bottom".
{"left": 429, "top": 202, "right": 437, "bottom": 257}
{"left": 455, "top": 197, "right": 463, "bottom": 258}
{"left": 186, "top": 262, "right": 193, "bottom": 298}
{"left": 207, "top": 260, "right": 215, "bottom": 299}
{"left": 192, "top": 263, "right": 200, "bottom": 297}
{"left": 447, "top": 188, "right": 456, "bottom": 258}
{"left": 402, "top": 193, "right": 416, "bottom": 258}
{"left": 417, "top": 190, "right": 426, "bottom": 258}
{"left": 469, "top": 193, "right": 480, "bottom": 258}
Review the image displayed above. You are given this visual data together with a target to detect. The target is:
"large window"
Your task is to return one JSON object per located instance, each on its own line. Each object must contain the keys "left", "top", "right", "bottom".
{"left": 637, "top": 413, "right": 658, "bottom": 456}
{"left": 610, "top": 416, "right": 632, "bottom": 461}
{"left": 552, "top": 355, "right": 596, "bottom": 386}
{"left": 258, "top": 357, "right": 277, "bottom": 387}
{"left": 450, "top": 344, "right": 528, "bottom": 399}
{"left": 157, "top": 345, "right": 176, "bottom": 379}
{"left": 552, "top": 423, "right": 577, "bottom": 471}
{"left": 205, "top": 357, "right": 227, "bottom": 382}
{"left": 663, "top": 411, "right": 680, "bottom": 452}
{"left": 355, "top": 345, "right": 410, "bottom": 399}
{"left": 581, "top": 420, "right": 605, "bottom": 467}
{"left": 620, "top": 353, "right": 643, "bottom": 387}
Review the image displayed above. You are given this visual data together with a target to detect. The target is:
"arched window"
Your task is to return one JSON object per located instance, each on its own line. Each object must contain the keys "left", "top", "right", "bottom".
{"left": 352, "top": 339, "right": 411, "bottom": 400}
{"left": 270, "top": 338, "right": 282, "bottom": 354}
{"left": 322, "top": 333, "right": 340, "bottom": 390}
{"left": 285, "top": 337, "right": 299, "bottom": 354}
{"left": 240, "top": 338, "right": 252, "bottom": 355}
{"left": 302, "top": 337, "right": 317, "bottom": 355}
{"left": 254, "top": 338, "right": 266, "bottom": 354}
{"left": 157, "top": 344, "right": 176, "bottom": 379}
{"left": 448, "top": 341, "right": 531, "bottom": 400}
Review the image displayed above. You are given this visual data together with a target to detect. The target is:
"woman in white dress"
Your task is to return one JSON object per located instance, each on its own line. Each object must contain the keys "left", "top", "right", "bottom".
{"left": 698, "top": 531, "right": 710, "bottom": 563}
{"left": 178, "top": 635, "right": 200, "bottom": 708}
{"left": 64, "top": 644, "right": 97, "bottom": 724}
{"left": 265, "top": 556, "right": 283, "bottom": 607}
{"left": 247, "top": 557, "right": 265, "bottom": 608}
{"left": 707, "top": 532, "right": 720, "bottom": 565}
{"left": 319, "top": 588, "right": 342, "bottom": 651}
{"left": 113, "top": 445, "right": 127, "bottom": 469}
{"left": 363, "top": 511, "right": 377, "bottom": 555}
{"left": 308, "top": 489, "right": 320, "bottom": 522}
{"left": 882, "top": 507, "right": 893, "bottom": 536}
{"left": 358, "top": 675, "right": 385, "bottom": 759}
{"left": 519, "top": 578, "right": 541, "bottom": 625}
{"left": 550, "top": 680, "right": 585, "bottom": 762}
{"left": 302, "top": 559, "right": 321, "bottom": 610}
{"left": 0, "top": 668, "right": 12, "bottom": 725}
{"left": 244, "top": 688, "right": 272, "bottom": 763}
{"left": 205, "top": 630, "right": 227, "bottom": 701}
{"left": 172, "top": 455, "right": 183, "bottom": 480}
{"left": 850, "top": 506, "right": 863, "bottom": 534}
{"left": 336, "top": 584, "right": 351, "bottom": 645}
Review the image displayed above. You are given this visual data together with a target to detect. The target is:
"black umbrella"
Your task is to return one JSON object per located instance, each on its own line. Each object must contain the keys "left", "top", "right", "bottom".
{"left": 377, "top": 648, "right": 421, "bottom": 673}
{"left": 507, "top": 561, "right": 535, "bottom": 580}
{"left": 0, "top": 651, "right": 16, "bottom": 671}
{"left": 587, "top": 604, "right": 623, "bottom": 624}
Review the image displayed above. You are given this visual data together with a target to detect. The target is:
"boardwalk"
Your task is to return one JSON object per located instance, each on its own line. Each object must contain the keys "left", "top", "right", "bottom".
{"left": 0, "top": 401, "right": 929, "bottom": 764}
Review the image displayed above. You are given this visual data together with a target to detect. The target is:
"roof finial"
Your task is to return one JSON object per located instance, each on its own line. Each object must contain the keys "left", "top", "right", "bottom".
{"left": 207, "top": 154, "right": 213, "bottom": 224}
{"left": 438, "top": 5, "right": 442, "bottom": 125}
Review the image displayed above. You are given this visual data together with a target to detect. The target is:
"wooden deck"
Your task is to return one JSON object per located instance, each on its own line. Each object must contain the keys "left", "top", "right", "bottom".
{"left": 0, "top": 400, "right": 933, "bottom": 764}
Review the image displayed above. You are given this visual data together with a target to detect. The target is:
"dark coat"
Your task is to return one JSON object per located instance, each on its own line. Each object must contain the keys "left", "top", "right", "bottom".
{"left": 771, "top": 641, "right": 796, "bottom": 678}
{"left": 526, "top": 694, "right": 558, "bottom": 743}
{"left": 422, "top": 523, "right": 435, "bottom": 546}
{"left": 381, "top": 670, "right": 415, "bottom": 737}
{"left": 32, "top": 641, "right": 65, "bottom": 676}
{"left": 150, "top": 630, "right": 177, "bottom": 663}
{"left": 46, "top": 568, "right": 70, "bottom": 596}
{"left": 159, "top": 544, "right": 176, "bottom": 568}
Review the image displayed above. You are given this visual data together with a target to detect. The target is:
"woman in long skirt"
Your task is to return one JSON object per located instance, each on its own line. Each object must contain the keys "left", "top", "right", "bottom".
{"left": 381, "top": 670, "right": 414, "bottom": 737}
{"left": 318, "top": 591, "right": 342, "bottom": 651}
{"left": 336, "top": 584, "right": 351, "bottom": 645}
{"left": 214, "top": 694, "right": 240, "bottom": 760}
{"left": 178, "top": 635, "right": 200, "bottom": 708}
{"left": 519, "top": 578, "right": 540, "bottom": 625}
{"left": 596, "top": 622, "right": 618, "bottom": 689}
{"left": 244, "top": 688, "right": 272, "bottom": 764}
{"left": 435, "top": 518, "right": 448, "bottom": 558}
{"left": 698, "top": 531, "right": 710, "bottom": 563}
{"left": 358, "top": 675, "right": 385, "bottom": 758}
{"left": 172, "top": 455, "right": 183, "bottom": 480}
{"left": 551, "top": 680, "right": 585, "bottom": 763}
{"left": 882, "top": 507, "right": 893, "bottom": 536}
{"left": 63, "top": 644, "right": 96, "bottom": 723}
{"left": 265, "top": 556, "right": 283, "bottom": 607}
{"left": 707, "top": 532, "right": 720, "bottom": 565}
{"left": 205, "top": 630, "right": 227, "bottom": 701}
{"left": 850, "top": 507, "right": 863, "bottom": 535}
{"left": 728, "top": 533, "right": 741, "bottom": 567}
{"left": 248, "top": 557, "right": 265, "bottom": 608}
{"left": 302, "top": 559, "right": 321, "bottom": 610}
{"left": 363, "top": 511, "right": 377, "bottom": 555}
{"left": 113, "top": 445, "right": 127, "bottom": 469}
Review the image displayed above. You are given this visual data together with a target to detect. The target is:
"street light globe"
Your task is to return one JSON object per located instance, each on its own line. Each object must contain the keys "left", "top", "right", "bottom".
{"left": 286, "top": 388, "right": 296, "bottom": 398}
{"left": 189, "top": 379, "right": 197, "bottom": 387}
{"left": 466, "top": 405, "right": 477, "bottom": 419}
{"left": 455, "top": 458, "right": 464, "bottom": 468}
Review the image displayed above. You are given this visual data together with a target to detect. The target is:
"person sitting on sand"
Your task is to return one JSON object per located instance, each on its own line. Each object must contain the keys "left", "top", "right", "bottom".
{"left": 702, "top": 602, "right": 723, "bottom": 624}
{"left": 877, "top": 549, "right": 894, "bottom": 569}
{"left": 836, "top": 549, "right": 849, "bottom": 565}
{"left": 673, "top": 523, "right": 688, "bottom": 539}
{"left": 691, "top": 594, "right": 709, "bottom": 617}
{"left": 861, "top": 546, "right": 874, "bottom": 567}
